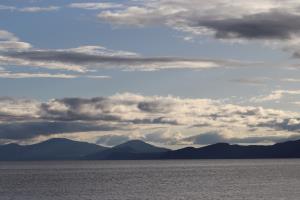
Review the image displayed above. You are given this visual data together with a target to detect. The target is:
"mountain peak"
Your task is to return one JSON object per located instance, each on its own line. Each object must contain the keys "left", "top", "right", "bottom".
{"left": 39, "top": 138, "right": 74, "bottom": 144}
{"left": 113, "top": 140, "right": 170, "bottom": 153}
{"left": 0, "top": 138, "right": 108, "bottom": 161}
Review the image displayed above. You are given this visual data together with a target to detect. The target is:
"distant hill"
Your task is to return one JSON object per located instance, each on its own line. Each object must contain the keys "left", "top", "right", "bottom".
{"left": 162, "top": 140, "right": 300, "bottom": 159}
{"left": 1, "top": 138, "right": 300, "bottom": 160}
{"left": 0, "top": 138, "right": 108, "bottom": 161}
{"left": 86, "top": 140, "right": 170, "bottom": 160}
{"left": 114, "top": 140, "right": 170, "bottom": 153}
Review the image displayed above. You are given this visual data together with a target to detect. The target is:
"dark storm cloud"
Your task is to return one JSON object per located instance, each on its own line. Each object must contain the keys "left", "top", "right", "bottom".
{"left": 39, "top": 97, "right": 180, "bottom": 125}
{"left": 40, "top": 97, "right": 122, "bottom": 122}
{"left": 0, "top": 121, "right": 118, "bottom": 140}
{"left": 197, "top": 12, "right": 300, "bottom": 40}
{"left": 256, "top": 118, "right": 300, "bottom": 132}
{"left": 129, "top": 117, "right": 180, "bottom": 125}
{"left": 291, "top": 51, "right": 300, "bottom": 58}
{"left": 137, "top": 101, "right": 175, "bottom": 113}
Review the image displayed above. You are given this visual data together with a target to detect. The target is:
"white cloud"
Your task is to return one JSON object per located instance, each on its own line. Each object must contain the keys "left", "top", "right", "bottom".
{"left": 85, "top": 75, "right": 111, "bottom": 79}
{"left": 19, "top": 6, "right": 60, "bottom": 12}
{"left": 293, "top": 101, "right": 300, "bottom": 106}
{"left": 0, "top": 55, "right": 86, "bottom": 72}
{"left": 0, "top": 41, "right": 32, "bottom": 51}
{"left": 68, "top": 45, "right": 139, "bottom": 57}
{"left": 0, "top": 29, "right": 31, "bottom": 51}
{"left": 0, "top": 71, "right": 76, "bottom": 79}
{"left": 0, "top": 97, "right": 40, "bottom": 120}
{"left": 69, "top": 2, "right": 123, "bottom": 10}
{"left": 0, "top": 5, "right": 60, "bottom": 12}
{"left": 0, "top": 66, "right": 110, "bottom": 79}
{"left": 1, "top": 30, "right": 245, "bottom": 72}
{"left": 0, "top": 30, "right": 18, "bottom": 41}
{"left": 1, "top": 93, "right": 300, "bottom": 146}
{"left": 281, "top": 78, "right": 300, "bottom": 82}
{"left": 250, "top": 90, "right": 300, "bottom": 102}
{"left": 0, "top": 5, "right": 16, "bottom": 11}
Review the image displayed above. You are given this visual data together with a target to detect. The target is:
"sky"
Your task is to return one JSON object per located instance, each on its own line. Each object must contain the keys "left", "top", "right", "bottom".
{"left": 1, "top": 0, "right": 300, "bottom": 148}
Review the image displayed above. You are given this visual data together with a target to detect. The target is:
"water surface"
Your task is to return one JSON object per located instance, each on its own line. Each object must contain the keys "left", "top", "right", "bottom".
{"left": 0, "top": 159, "right": 299, "bottom": 200}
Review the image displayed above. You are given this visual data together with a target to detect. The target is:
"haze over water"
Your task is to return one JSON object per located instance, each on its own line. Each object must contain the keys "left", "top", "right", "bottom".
{"left": 1, "top": 159, "right": 300, "bottom": 200}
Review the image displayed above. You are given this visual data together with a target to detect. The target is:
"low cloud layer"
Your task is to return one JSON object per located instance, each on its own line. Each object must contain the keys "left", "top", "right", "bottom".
{"left": 0, "top": 93, "right": 300, "bottom": 146}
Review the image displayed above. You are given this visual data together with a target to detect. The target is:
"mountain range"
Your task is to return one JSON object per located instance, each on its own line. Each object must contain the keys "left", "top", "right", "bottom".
{"left": 0, "top": 138, "right": 300, "bottom": 161}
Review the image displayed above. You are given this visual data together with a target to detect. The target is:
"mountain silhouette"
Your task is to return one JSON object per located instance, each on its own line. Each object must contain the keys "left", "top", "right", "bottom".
{"left": 86, "top": 140, "right": 170, "bottom": 160}
{"left": 114, "top": 140, "right": 170, "bottom": 153}
{"left": 162, "top": 140, "right": 300, "bottom": 159}
{"left": 0, "top": 138, "right": 300, "bottom": 160}
{"left": 0, "top": 138, "right": 107, "bottom": 161}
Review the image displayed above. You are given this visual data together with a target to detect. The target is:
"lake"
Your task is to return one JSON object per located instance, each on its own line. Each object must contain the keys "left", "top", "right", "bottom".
{"left": 0, "top": 159, "right": 300, "bottom": 200}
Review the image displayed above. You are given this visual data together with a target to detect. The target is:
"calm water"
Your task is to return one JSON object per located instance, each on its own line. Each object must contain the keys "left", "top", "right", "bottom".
{"left": 0, "top": 159, "right": 300, "bottom": 200}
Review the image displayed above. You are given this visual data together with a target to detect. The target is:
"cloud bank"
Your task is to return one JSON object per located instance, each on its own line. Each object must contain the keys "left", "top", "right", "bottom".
{"left": 0, "top": 93, "right": 300, "bottom": 146}
{"left": 251, "top": 90, "right": 300, "bottom": 102}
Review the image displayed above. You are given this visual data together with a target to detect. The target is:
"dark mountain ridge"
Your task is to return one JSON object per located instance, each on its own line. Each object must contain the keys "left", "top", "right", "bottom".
{"left": 0, "top": 138, "right": 108, "bottom": 161}
{"left": 162, "top": 140, "right": 300, "bottom": 159}
{"left": 86, "top": 140, "right": 170, "bottom": 160}
{"left": 0, "top": 138, "right": 300, "bottom": 160}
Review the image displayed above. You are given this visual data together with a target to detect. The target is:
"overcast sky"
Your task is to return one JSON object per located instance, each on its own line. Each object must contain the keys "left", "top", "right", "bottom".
{"left": 1, "top": 0, "right": 300, "bottom": 148}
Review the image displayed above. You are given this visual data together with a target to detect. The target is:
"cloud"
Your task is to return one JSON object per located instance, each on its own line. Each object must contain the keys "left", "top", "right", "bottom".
{"left": 97, "top": 0, "right": 298, "bottom": 38}
{"left": 19, "top": 6, "right": 60, "bottom": 12}
{"left": 1, "top": 93, "right": 300, "bottom": 146}
{"left": 0, "top": 71, "right": 76, "bottom": 79}
{"left": 196, "top": 12, "right": 300, "bottom": 40}
{"left": 230, "top": 77, "right": 269, "bottom": 85}
{"left": 96, "top": 134, "right": 130, "bottom": 146}
{"left": 5, "top": 49, "right": 235, "bottom": 71}
{"left": 0, "top": 41, "right": 32, "bottom": 51}
{"left": 0, "top": 121, "right": 119, "bottom": 140}
{"left": 0, "top": 30, "right": 18, "bottom": 41}
{"left": 293, "top": 101, "right": 300, "bottom": 106}
{"left": 251, "top": 90, "right": 300, "bottom": 102}
{"left": 142, "top": 129, "right": 183, "bottom": 145}
{"left": 0, "top": 30, "right": 245, "bottom": 72}
{"left": 0, "top": 5, "right": 15, "bottom": 11}
{"left": 85, "top": 75, "right": 111, "bottom": 79}
{"left": 0, "top": 67, "right": 111, "bottom": 79}
{"left": 96, "top": 0, "right": 300, "bottom": 56}
{"left": 0, "top": 30, "right": 113, "bottom": 79}
{"left": 0, "top": 5, "right": 60, "bottom": 12}
{"left": 69, "top": 2, "right": 123, "bottom": 10}
{"left": 281, "top": 78, "right": 300, "bottom": 82}
{"left": 0, "top": 29, "right": 31, "bottom": 51}
{"left": 0, "top": 97, "right": 40, "bottom": 121}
